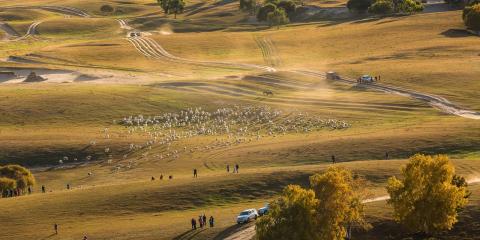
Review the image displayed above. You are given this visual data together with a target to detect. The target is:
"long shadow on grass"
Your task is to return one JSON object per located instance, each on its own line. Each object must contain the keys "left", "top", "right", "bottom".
{"left": 213, "top": 223, "right": 254, "bottom": 240}
{"left": 173, "top": 228, "right": 207, "bottom": 240}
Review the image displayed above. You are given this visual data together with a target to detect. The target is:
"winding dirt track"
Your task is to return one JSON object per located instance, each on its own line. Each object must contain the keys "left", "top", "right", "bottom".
{"left": 11, "top": 21, "right": 42, "bottom": 41}
{"left": 294, "top": 70, "right": 480, "bottom": 120}
{"left": 120, "top": 19, "right": 276, "bottom": 72}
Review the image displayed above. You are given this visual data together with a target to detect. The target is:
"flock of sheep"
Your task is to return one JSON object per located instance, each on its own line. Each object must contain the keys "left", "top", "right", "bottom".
{"left": 56, "top": 106, "right": 350, "bottom": 173}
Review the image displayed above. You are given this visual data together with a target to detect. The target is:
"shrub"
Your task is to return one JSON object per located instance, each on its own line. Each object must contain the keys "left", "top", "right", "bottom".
{"left": 100, "top": 4, "right": 115, "bottom": 13}
{"left": 347, "top": 0, "right": 373, "bottom": 12}
{"left": 240, "top": 0, "right": 256, "bottom": 11}
{"left": 464, "top": 4, "right": 480, "bottom": 30}
{"left": 397, "top": 0, "right": 424, "bottom": 13}
{"left": 368, "top": 0, "right": 394, "bottom": 14}
{"left": 277, "top": 0, "right": 297, "bottom": 17}
{"left": 257, "top": 3, "right": 277, "bottom": 21}
{"left": 267, "top": 7, "right": 290, "bottom": 28}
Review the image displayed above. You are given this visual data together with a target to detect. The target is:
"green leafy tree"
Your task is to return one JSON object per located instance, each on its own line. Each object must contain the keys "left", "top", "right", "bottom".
{"left": 267, "top": 8, "right": 290, "bottom": 28}
{"left": 240, "top": 0, "right": 256, "bottom": 11}
{"left": 169, "top": 0, "right": 185, "bottom": 18}
{"left": 157, "top": 0, "right": 185, "bottom": 18}
{"left": 386, "top": 154, "right": 468, "bottom": 235}
{"left": 256, "top": 185, "right": 319, "bottom": 240}
{"left": 463, "top": 4, "right": 480, "bottom": 30}
{"left": 157, "top": 0, "right": 170, "bottom": 14}
{"left": 310, "top": 167, "right": 369, "bottom": 240}
{"left": 257, "top": 3, "right": 277, "bottom": 21}
{"left": 347, "top": 0, "right": 373, "bottom": 12}
{"left": 368, "top": 0, "right": 394, "bottom": 14}
{"left": 396, "top": 0, "right": 423, "bottom": 13}
{"left": 277, "top": 0, "right": 297, "bottom": 17}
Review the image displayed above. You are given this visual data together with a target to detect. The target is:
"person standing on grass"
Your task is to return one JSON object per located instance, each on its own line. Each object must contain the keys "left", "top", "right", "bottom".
{"left": 227, "top": 164, "right": 230, "bottom": 173}
{"left": 193, "top": 169, "right": 198, "bottom": 178}
{"left": 209, "top": 216, "right": 214, "bottom": 227}
{"left": 67, "top": 184, "right": 70, "bottom": 190}
{"left": 28, "top": 186, "right": 32, "bottom": 194}
{"left": 202, "top": 214, "right": 207, "bottom": 227}
{"left": 235, "top": 164, "right": 239, "bottom": 173}
{"left": 199, "top": 215, "right": 203, "bottom": 228}
{"left": 385, "top": 152, "right": 389, "bottom": 160}
{"left": 42, "top": 185, "right": 46, "bottom": 193}
{"left": 54, "top": 223, "right": 58, "bottom": 234}
{"left": 331, "top": 155, "right": 336, "bottom": 164}
{"left": 191, "top": 218, "right": 196, "bottom": 229}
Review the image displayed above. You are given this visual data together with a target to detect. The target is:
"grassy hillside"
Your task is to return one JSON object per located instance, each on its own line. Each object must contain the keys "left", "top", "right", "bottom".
{"left": 0, "top": 0, "right": 479, "bottom": 239}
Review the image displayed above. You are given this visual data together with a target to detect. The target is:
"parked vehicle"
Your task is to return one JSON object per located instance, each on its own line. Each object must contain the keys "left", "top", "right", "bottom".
{"left": 358, "top": 75, "right": 375, "bottom": 84}
{"left": 258, "top": 204, "right": 270, "bottom": 216}
{"left": 236, "top": 209, "right": 259, "bottom": 224}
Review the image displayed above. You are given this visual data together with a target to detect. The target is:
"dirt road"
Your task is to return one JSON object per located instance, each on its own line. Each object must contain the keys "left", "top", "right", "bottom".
{"left": 295, "top": 70, "right": 480, "bottom": 120}
{"left": 119, "top": 18, "right": 276, "bottom": 72}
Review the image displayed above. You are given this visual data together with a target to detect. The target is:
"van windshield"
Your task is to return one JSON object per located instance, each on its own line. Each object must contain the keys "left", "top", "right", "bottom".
{"left": 239, "top": 211, "right": 250, "bottom": 216}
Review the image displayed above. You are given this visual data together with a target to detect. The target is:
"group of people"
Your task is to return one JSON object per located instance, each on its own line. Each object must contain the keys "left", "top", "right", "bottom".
{"left": 226, "top": 164, "right": 240, "bottom": 173}
{"left": 191, "top": 214, "right": 214, "bottom": 229}
{"left": 151, "top": 174, "right": 173, "bottom": 181}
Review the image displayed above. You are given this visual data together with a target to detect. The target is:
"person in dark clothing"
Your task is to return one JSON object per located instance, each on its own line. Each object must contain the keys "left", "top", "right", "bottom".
{"left": 226, "top": 165, "right": 230, "bottom": 173}
{"left": 28, "top": 186, "right": 32, "bottom": 194}
{"left": 193, "top": 169, "right": 198, "bottom": 178}
{"left": 151, "top": 176, "right": 155, "bottom": 181}
{"left": 199, "top": 216, "right": 203, "bottom": 228}
{"left": 235, "top": 164, "right": 239, "bottom": 173}
{"left": 54, "top": 223, "right": 58, "bottom": 234}
{"left": 160, "top": 174, "right": 163, "bottom": 180}
{"left": 191, "top": 218, "right": 196, "bottom": 229}
{"left": 202, "top": 215, "right": 207, "bottom": 227}
{"left": 42, "top": 185, "right": 46, "bottom": 193}
{"left": 209, "top": 216, "right": 214, "bottom": 227}
{"left": 169, "top": 175, "right": 173, "bottom": 180}
{"left": 67, "top": 184, "right": 70, "bottom": 190}
{"left": 331, "top": 155, "right": 336, "bottom": 164}
{"left": 385, "top": 152, "right": 389, "bottom": 160}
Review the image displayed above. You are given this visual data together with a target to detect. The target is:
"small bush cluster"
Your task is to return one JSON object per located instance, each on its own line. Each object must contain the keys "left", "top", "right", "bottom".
{"left": 100, "top": 4, "right": 115, "bottom": 13}
{"left": 255, "top": 0, "right": 296, "bottom": 27}
{"left": 357, "top": 0, "right": 423, "bottom": 15}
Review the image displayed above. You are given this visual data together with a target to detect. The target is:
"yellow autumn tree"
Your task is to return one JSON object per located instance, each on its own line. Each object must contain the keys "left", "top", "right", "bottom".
{"left": 256, "top": 184, "right": 319, "bottom": 240}
{"left": 386, "top": 154, "right": 468, "bottom": 235}
{"left": 310, "top": 167, "right": 368, "bottom": 240}
{"left": 256, "top": 167, "right": 368, "bottom": 240}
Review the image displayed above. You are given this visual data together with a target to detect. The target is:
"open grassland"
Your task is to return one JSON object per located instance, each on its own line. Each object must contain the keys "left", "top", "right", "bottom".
{"left": 0, "top": 0, "right": 479, "bottom": 239}
{"left": 0, "top": 159, "right": 479, "bottom": 239}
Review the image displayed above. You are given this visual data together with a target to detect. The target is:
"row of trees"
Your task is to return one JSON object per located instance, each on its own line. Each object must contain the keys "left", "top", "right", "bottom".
{"left": 256, "top": 154, "right": 469, "bottom": 239}
{"left": 157, "top": 0, "right": 185, "bottom": 18}
{"left": 0, "top": 165, "right": 35, "bottom": 197}
{"left": 463, "top": 3, "right": 480, "bottom": 30}
{"left": 347, "top": 0, "right": 423, "bottom": 14}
